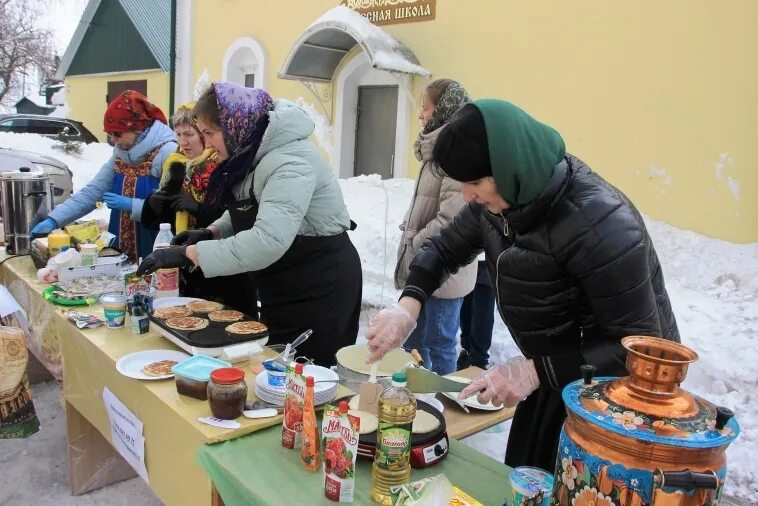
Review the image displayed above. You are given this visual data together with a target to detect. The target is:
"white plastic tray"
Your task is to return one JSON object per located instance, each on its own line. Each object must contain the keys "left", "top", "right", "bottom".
{"left": 57, "top": 254, "right": 127, "bottom": 282}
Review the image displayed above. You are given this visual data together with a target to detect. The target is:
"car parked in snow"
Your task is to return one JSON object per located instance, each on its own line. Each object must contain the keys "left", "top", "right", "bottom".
{"left": 0, "top": 114, "right": 99, "bottom": 144}
{"left": 0, "top": 147, "right": 73, "bottom": 215}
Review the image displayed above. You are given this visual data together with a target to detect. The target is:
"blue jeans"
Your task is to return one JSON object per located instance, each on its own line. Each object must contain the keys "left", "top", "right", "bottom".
{"left": 459, "top": 262, "right": 496, "bottom": 369}
{"left": 403, "top": 296, "right": 463, "bottom": 375}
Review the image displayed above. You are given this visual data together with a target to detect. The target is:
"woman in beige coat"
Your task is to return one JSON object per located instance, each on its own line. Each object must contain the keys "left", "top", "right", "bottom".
{"left": 394, "top": 79, "right": 477, "bottom": 374}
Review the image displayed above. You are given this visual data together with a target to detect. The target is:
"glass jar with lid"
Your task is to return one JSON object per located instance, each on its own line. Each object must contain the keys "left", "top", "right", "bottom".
{"left": 207, "top": 367, "right": 248, "bottom": 420}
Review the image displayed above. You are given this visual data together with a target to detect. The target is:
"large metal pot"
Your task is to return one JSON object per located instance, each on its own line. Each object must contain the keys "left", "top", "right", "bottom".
{"left": 551, "top": 336, "right": 739, "bottom": 506}
{"left": 0, "top": 168, "right": 54, "bottom": 255}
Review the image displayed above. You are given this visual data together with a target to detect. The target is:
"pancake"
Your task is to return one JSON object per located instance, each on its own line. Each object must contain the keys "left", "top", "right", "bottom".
{"left": 165, "top": 316, "right": 208, "bottom": 331}
{"left": 152, "top": 306, "right": 192, "bottom": 319}
{"left": 225, "top": 321, "right": 268, "bottom": 335}
{"left": 348, "top": 409, "right": 378, "bottom": 434}
{"left": 208, "top": 309, "right": 244, "bottom": 322}
{"left": 412, "top": 410, "right": 440, "bottom": 434}
{"left": 142, "top": 360, "right": 177, "bottom": 377}
{"left": 186, "top": 300, "right": 224, "bottom": 313}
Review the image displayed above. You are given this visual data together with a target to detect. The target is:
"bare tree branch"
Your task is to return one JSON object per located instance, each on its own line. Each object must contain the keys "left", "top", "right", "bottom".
{"left": 0, "top": 0, "right": 57, "bottom": 107}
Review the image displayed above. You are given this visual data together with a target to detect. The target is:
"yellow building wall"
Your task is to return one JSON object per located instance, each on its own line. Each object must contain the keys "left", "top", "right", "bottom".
{"left": 64, "top": 71, "right": 170, "bottom": 143}
{"left": 192, "top": 0, "right": 757, "bottom": 243}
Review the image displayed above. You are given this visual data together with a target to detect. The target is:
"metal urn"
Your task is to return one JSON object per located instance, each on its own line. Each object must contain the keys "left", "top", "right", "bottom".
{"left": 0, "top": 168, "right": 54, "bottom": 255}
{"left": 551, "top": 336, "right": 739, "bottom": 506}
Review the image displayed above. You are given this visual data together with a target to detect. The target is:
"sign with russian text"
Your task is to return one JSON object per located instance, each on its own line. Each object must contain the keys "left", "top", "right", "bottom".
{"left": 103, "top": 387, "right": 148, "bottom": 483}
{"left": 342, "top": 0, "right": 436, "bottom": 26}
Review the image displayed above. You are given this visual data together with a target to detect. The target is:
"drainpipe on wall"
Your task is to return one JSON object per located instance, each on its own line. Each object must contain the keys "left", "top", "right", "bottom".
{"left": 168, "top": 0, "right": 177, "bottom": 123}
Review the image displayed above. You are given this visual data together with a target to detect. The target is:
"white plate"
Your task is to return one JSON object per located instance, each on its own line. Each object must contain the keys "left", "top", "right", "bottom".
{"left": 255, "top": 365, "right": 339, "bottom": 394}
{"left": 115, "top": 349, "right": 191, "bottom": 380}
{"left": 415, "top": 393, "right": 444, "bottom": 414}
{"left": 441, "top": 375, "right": 505, "bottom": 411}
{"left": 152, "top": 297, "right": 201, "bottom": 309}
{"left": 255, "top": 385, "right": 337, "bottom": 407}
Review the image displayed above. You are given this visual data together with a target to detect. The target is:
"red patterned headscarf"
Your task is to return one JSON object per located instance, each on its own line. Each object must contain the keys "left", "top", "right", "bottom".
{"left": 103, "top": 90, "right": 168, "bottom": 133}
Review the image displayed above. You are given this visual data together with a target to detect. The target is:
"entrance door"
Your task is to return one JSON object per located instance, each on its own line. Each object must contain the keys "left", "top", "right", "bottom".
{"left": 354, "top": 85, "right": 398, "bottom": 179}
{"left": 106, "top": 79, "right": 147, "bottom": 104}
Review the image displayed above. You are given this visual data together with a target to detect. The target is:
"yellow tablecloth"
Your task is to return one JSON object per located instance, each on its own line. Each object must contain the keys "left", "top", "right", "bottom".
{"left": 0, "top": 253, "right": 62, "bottom": 379}
{"left": 0, "top": 251, "right": 355, "bottom": 505}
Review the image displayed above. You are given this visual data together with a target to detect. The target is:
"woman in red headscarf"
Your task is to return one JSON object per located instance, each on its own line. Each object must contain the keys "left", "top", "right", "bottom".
{"left": 31, "top": 90, "right": 178, "bottom": 261}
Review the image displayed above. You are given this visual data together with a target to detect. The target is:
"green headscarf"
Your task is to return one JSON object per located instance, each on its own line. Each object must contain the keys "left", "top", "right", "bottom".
{"left": 473, "top": 99, "right": 566, "bottom": 207}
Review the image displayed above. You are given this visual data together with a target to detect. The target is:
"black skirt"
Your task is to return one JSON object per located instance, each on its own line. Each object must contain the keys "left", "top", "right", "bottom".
{"left": 504, "top": 385, "right": 565, "bottom": 474}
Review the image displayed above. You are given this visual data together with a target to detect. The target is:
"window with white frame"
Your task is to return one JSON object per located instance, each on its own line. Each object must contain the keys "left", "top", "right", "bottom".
{"left": 222, "top": 37, "right": 267, "bottom": 90}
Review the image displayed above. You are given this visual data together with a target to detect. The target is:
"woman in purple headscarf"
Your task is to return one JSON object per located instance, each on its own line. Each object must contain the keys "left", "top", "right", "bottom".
{"left": 138, "top": 83, "right": 362, "bottom": 366}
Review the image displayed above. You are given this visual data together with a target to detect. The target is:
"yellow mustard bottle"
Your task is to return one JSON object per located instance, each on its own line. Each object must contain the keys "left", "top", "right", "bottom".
{"left": 47, "top": 229, "right": 71, "bottom": 257}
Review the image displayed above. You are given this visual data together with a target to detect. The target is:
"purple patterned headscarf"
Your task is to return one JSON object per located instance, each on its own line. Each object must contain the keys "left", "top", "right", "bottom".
{"left": 203, "top": 82, "right": 275, "bottom": 205}
{"left": 214, "top": 82, "right": 274, "bottom": 158}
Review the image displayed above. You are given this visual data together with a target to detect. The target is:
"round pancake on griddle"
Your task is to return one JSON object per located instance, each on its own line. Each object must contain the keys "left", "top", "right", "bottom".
{"left": 225, "top": 320, "right": 268, "bottom": 335}
{"left": 186, "top": 300, "right": 224, "bottom": 313}
{"left": 208, "top": 309, "right": 244, "bottom": 322}
{"left": 153, "top": 306, "right": 192, "bottom": 319}
{"left": 165, "top": 316, "right": 208, "bottom": 331}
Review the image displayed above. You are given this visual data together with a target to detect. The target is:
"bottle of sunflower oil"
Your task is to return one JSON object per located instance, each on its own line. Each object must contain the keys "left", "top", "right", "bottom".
{"left": 370, "top": 372, "right": 416, "bottom": 505}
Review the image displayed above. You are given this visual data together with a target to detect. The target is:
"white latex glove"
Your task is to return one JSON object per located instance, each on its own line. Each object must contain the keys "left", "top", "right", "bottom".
{"left": 365, "top": 302, "right": 418, "bottom": 364}
{"left": 459, "top": 357, "right": 540, "bottom": 407}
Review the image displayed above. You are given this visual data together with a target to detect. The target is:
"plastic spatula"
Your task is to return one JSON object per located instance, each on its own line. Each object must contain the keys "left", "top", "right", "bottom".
{"left": 405, "top": 366, "right": 468, "bottom": 394}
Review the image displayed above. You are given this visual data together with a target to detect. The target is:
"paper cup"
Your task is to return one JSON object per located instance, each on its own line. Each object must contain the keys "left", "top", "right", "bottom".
{"left": 510, "top": 467, "right": 553, "bottom": 506}
{"left": 101, "top": 293, "right": 127, "bottom": 329}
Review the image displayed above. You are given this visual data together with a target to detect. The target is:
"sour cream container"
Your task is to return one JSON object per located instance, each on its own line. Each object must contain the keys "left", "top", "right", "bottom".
{"left": 79, "top": 243, "right": 98, "bottom": 266}
{"left": 510, "top": 466, "right": 553, "bottom": 506}
{"left": 101, "top": 293, "right": 127, "bottom": 329}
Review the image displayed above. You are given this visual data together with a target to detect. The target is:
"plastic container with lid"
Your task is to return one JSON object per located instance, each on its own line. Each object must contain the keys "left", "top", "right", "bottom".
{"left": 79, "top": 243, "right": 98, "bottom": 266}
{"left": 48, "top": 229, "right": 71, "bottom": 256}
{"left": 510, "top": 466, "right": 553, "bottom": 506}
{"left": 207, "top": 367, "right": 247, "bottom": 419}
{"left": 172, "top": 355, "right": 231, "bottom": 400}
{"left": 100, "top": 293, "right": 127, "bottom": 329}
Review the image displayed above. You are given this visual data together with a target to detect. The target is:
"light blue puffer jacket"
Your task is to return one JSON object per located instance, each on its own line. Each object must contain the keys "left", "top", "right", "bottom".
{"left": 48, "top": 120, "right": 178, "bottom": 226}
{"left": 196, "top": 99, "right": 352, "bottom": 277}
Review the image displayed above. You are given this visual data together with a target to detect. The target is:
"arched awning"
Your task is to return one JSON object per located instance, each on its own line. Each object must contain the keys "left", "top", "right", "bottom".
{"left": 278, "top": 6, "right": 430, "bottom": 83}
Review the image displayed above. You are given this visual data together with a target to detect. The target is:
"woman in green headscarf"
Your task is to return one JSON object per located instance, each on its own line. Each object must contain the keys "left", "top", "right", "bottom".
{"left": 393, "top": 79, "right": 477, "bottom": 375}
{"left": 367, "top": 99, "right": 679, "bottom": 471}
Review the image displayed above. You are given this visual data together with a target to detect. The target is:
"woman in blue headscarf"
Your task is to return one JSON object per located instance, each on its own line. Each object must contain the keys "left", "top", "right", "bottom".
{"left": 138, "top": 83, "right": 362, "bottom": 366}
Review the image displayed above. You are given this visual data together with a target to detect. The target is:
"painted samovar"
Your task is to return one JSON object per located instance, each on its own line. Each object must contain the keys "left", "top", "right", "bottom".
{"left": 551, "top": 336, "right": 739, "bottom": 506}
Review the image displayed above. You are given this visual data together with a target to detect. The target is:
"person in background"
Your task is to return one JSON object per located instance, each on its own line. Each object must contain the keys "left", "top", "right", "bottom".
{"left": 365, "top": 99, "right": 679, "bottom": 471}
{"left": 30, "top": 91, "right": 177, "bottom": 262}
{"left": 141, "top": 103, "right": 257, "bottom": 317}
{"left": 457, "top": 257, "right": 496, "bottom": 370}
{"left": 137, "top": 83, "right": 362, "bottom": 366}
{"left": 394, "top": 79, "right": 476, "bottom": 375}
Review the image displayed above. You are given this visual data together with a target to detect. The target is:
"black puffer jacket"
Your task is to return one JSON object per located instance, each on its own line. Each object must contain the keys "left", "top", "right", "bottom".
{"left": 404, "top": 155, "right": 680, "bottom": 390}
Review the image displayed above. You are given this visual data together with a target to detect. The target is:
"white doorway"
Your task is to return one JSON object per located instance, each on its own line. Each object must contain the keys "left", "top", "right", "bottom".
{"left": 334, "top": 52, "right": 412, "bottom": 179}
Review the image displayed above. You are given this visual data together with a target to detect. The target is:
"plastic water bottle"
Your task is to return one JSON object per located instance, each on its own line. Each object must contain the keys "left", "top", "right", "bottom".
{"left": 153, "top": 223, "right": 179, "bottom": 298}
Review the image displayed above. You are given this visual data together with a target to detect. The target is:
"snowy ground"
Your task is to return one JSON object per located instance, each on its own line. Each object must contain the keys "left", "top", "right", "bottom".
{"left": 0, "top": 134, "right": 755, "bottom": 504}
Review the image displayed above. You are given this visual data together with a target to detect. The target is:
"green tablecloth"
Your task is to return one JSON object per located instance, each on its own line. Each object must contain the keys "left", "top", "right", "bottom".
{"left": 198, "top": 424, "right": 512, "bottom": 505}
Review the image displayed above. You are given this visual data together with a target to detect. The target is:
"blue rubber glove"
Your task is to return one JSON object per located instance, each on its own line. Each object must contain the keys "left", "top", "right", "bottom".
{"left": 103, "top": 192, "right": 133, "bottom": 212}
{"left": 31, "top": 217, "right": 58, "bottom": 237}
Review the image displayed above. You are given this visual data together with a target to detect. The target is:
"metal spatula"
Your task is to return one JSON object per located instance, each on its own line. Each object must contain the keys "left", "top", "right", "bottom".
{"left": 405, "top": 367, "right": 468, "bottom": 394}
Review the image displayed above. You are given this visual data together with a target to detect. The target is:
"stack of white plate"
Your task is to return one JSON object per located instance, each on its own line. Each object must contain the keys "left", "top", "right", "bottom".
{"left": 254, "top": 364, "right": 339, "bottom": 407}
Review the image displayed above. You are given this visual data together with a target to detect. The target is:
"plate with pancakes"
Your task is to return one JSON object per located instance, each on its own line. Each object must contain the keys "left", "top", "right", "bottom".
{"left": 116, "top": 349, "right": 190, "bottom": 380}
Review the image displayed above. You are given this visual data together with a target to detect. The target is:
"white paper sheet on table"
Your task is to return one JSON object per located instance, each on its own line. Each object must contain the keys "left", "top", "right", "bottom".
{"left": 0, "top": 284, "right": 22, "bottom": 317}
{"left": 102, "top": 387, "right": 149, "bottom": 483}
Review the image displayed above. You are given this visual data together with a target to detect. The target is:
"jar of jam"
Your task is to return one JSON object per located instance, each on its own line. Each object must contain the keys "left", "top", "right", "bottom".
{"left": 207, "top": 368, "right": 247, "bottom": 420}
